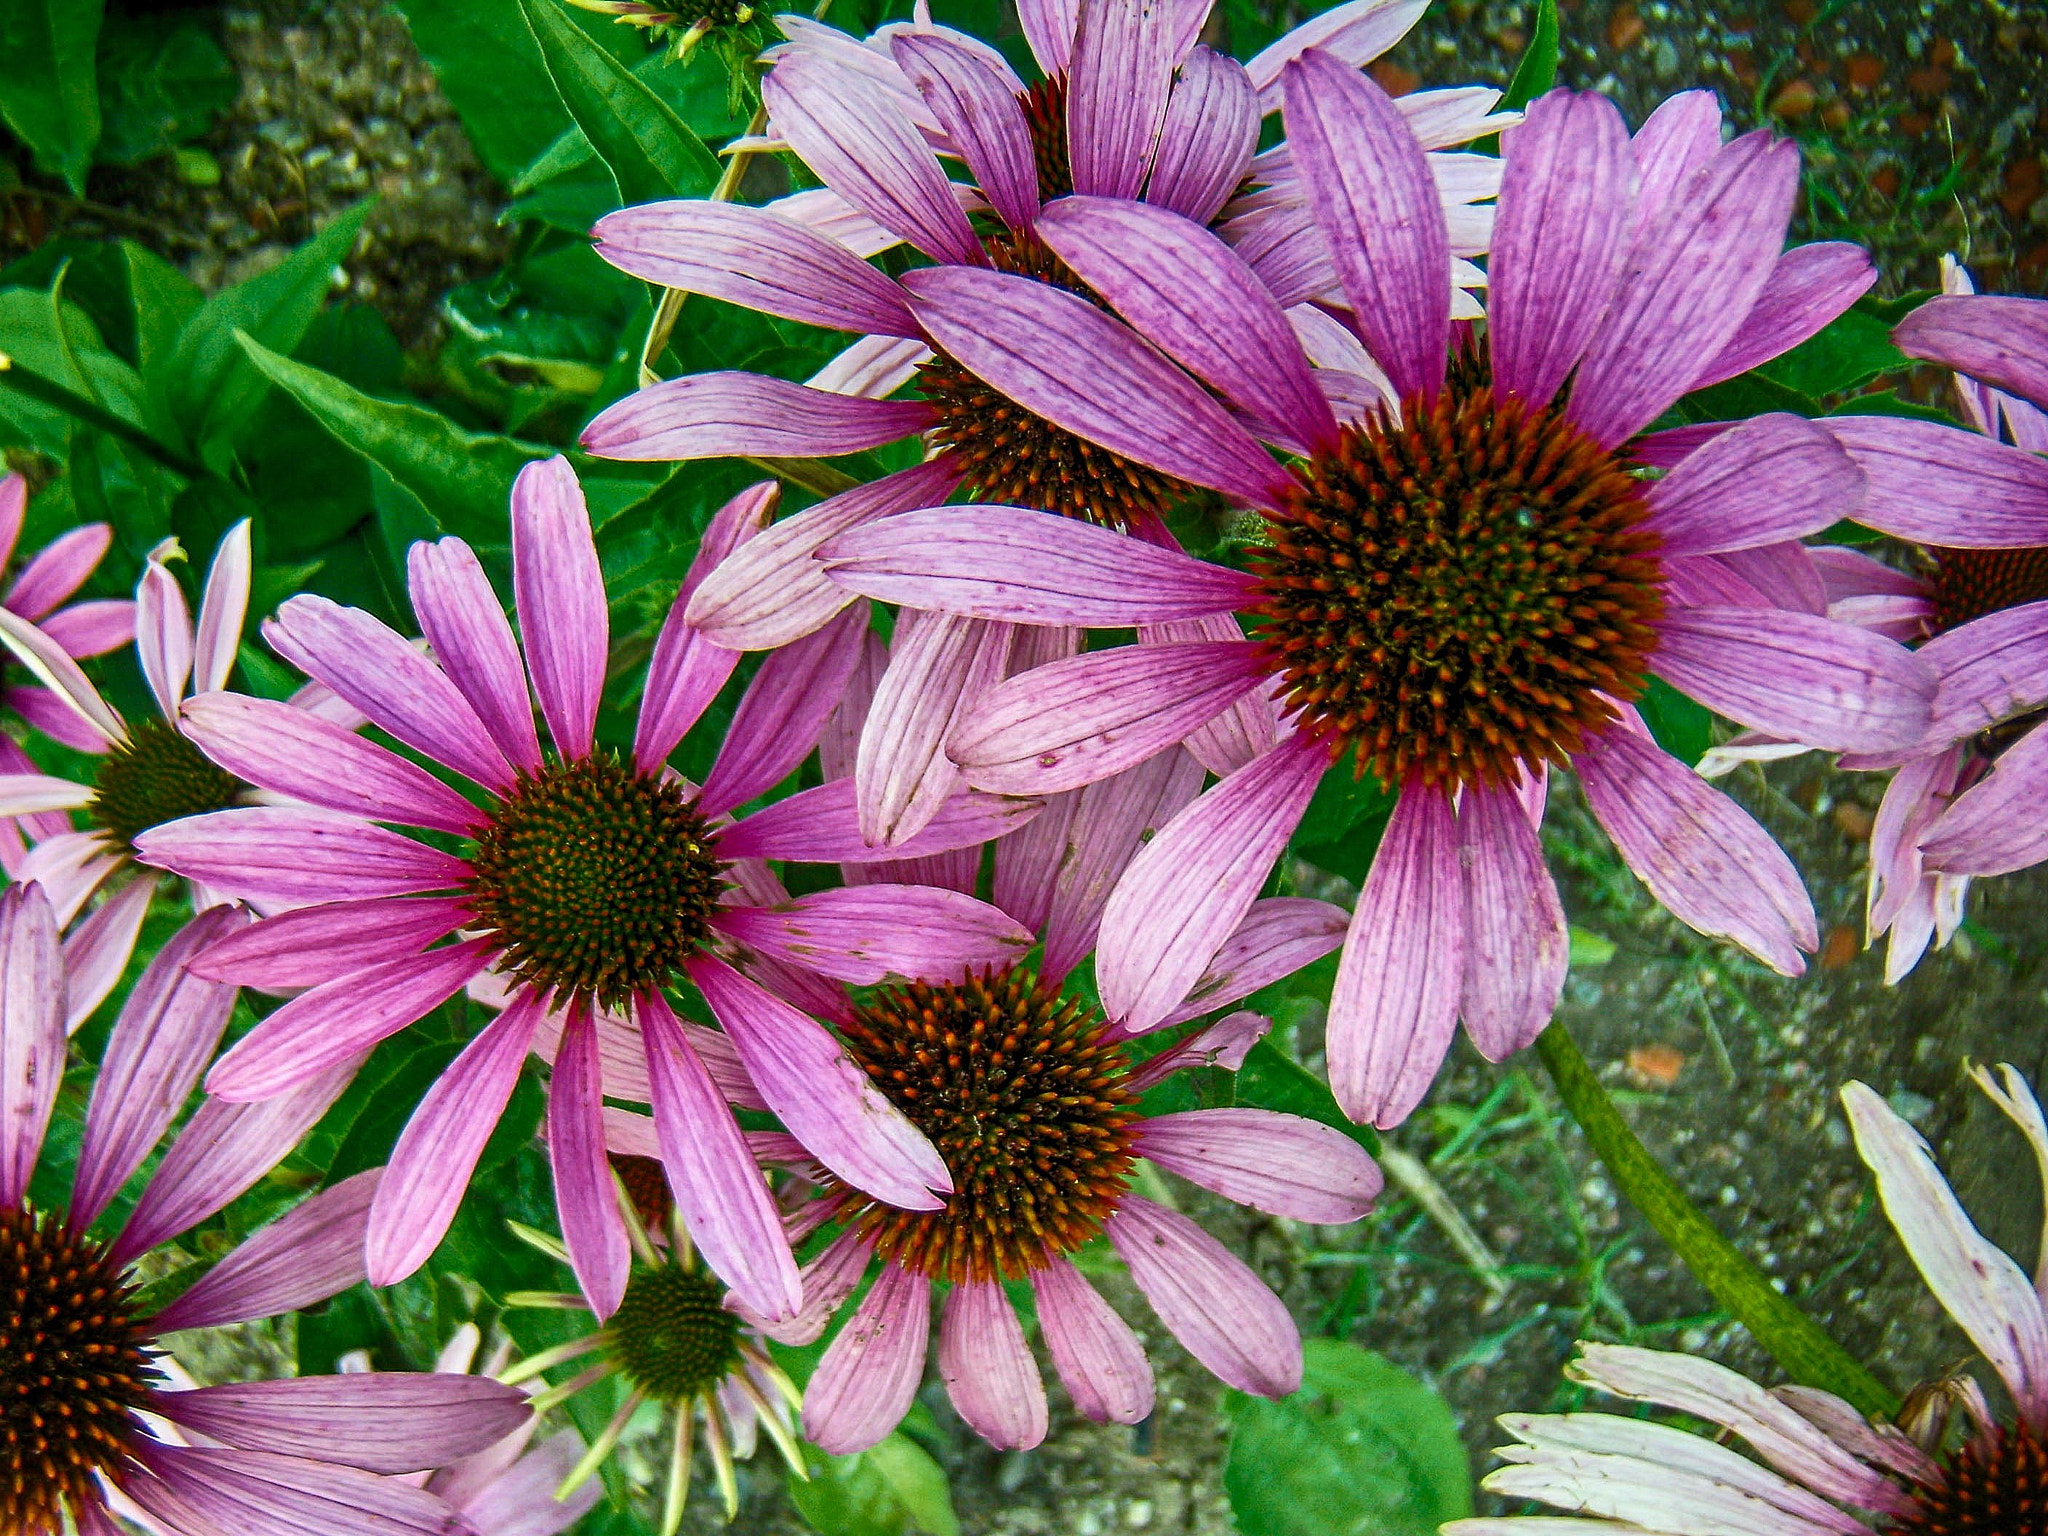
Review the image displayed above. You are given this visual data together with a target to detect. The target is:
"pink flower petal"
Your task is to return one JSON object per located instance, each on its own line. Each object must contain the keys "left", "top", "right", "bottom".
{"left": 192, "top": 521, "right": 252, "bottom": 695}
{"left": 0, "top": 605, "right": 123, "bottom": 745}
{"left": 1692, "top": 242, "right": 1879, "bottom": 390}
{"left": 151, "top": 1169, "right": 381, "bottom": 1331}
{"left": 1894, "top": 293, "right": 2048, "bottom": 413}
{"left": 0, "top": 884, "right": 63, "bottom": 1206}
{"left": 1920, "top": 719, "right": 2048, "bottom": 878}
{"left": 1576, "top": 717, "right": 1816, "bottom": 973}
{"left": 366, "top": 992, "right": 546, "bottom": 1285}
{"left": 1457, "top": 782, "right": 1567, "bottom": 1060}
{"left": 738, "top": 1228, "right": 875, "bottom": 1346}
{"left": 593, "top": 200, "right": 920, "bottom": 336}
{"left": 1016, "top": 0, "right": 1077, "bottom": 73}
{"left": 1136, "top": 1107, "right": 1382, "bottom": 1222}
{"left": 938, "top": 1280, "right": 1048, "bottom": 1450}
{"left": 1281, "top": 49, "right": 1450, "bottom": 403}
{"left": 1653, "top": 606, "right": 1934, "bottom": 752}
{"left": 581, "top": 370, "right": 933, "bottom": 461}
{"left": 188, "top": 896, "right": 467, "bottom": 990}
{"left": 1097, "top": 734, "right": 1325, "bottom": 1032}
{"left": 511, "top": 457, "right": 607, "bottom": 760}
{"left": 159, "top": 1374, "right": 529, "bottom": 1475}
{"left": 1628, "top": 90, "right": 1721, "bottom": 225}
{"left": 699, "top": 601, "right": 869, "bottom": 817}
{"left": 824, "top": 503, "right": 1259, "bottom": 626}
{"left": 639, "top": 991, "right": 802, "bottom": 1320}
{"left": 1644, "top": 413, "right": 1864, "bottom": 556}
{"left": 5, "top": 522, "right": 112, "bottom": 621}
{"left": 1029, "top": 1259, "right": 1154, "bottom": 1423}
{"left": 1244, "top": 0, "right": 1428, "bottom": 103}
{"left": 550, "top": 1003, "right": 631, "bottom": 1319}
{"left": 1124, "top": 1010, "right": 1271, "bottom": 1089}
{"left": 716, "top": 775, "right": 1042, "bottom": 864}
{"left": 137, "top": 807, "right": 473, "bottom": 904}
{"left": 1327, "top": 784, "right": 1467, "bottom": 1128}
{"left": 804, "top": 1263, "right": 932, "bottom": 1454}
{"left": 60, "top": 873, "right": 155, "bottom": 1032}
{"left": 858, "top": 611, "right": 1014, "bottom": 845}
{"left": 136, "top": 555, "right": 195, "bottom": 718}
{"left": 1161, "top": 896, "right": 1348, "bottom": 1027}
{"left": 408, "top": 538, "right": 543, "bottom": 776}
{"left": 37, "top": 597, "right": 136, "bottom": 660}
{"left": 1917, "top": 599, "right": 2048, "bottom": 747}
{"left": 1145, "top": 47, "right": 1260, "bottom": 225}
{"left": 0, "top": 772, "right": 92, "bottom": 817}
{"left": 892, "top": 33, "right": 1040, "bottom": 233}
{"left": 127, "top": 1442, "right": 471, "bottom": 1536}
{"left": 1105, "top": 1193, "right": 1300, "bottom": 1397}
{"left": 1488, "top": 88, "right": 1635, "bottom": 408}
{"left": 1826, "top": 412, "right": 2048, "bottom": 547}
{"left": 204, "top": 939, "right": 491, "bottom": 1102}
{"left": 717, "top": 883, "right": 1032, "bottom": 986}
{"left": 1065, "top": 0, "right": 1173, "bottom": 200}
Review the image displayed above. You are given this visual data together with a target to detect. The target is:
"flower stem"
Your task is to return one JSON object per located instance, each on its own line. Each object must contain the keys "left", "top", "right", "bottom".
{"left": 1534, "top": 1020, "right": 1898, "bottom": 1419}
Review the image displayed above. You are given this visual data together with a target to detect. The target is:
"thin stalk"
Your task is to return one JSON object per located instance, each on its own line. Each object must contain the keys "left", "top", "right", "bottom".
{"left": 1534, "top": 1020, "right": 1898, "bottom": 1419}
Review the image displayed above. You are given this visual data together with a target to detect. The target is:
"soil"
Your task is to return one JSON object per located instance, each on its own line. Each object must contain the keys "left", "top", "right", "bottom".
{"left": 17, "top": 0, "right": 2048, "bottom": 1530}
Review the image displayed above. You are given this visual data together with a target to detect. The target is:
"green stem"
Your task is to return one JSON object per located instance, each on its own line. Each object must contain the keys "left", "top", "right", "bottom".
{"left": 0, "top": 360, "right": 207, "bottom": 481}
{"left": 744, "top": 455, "right": 861, "bottom": 499}
{"left": 1534, "top": 1020, "right": 1898, "bottom": 1419}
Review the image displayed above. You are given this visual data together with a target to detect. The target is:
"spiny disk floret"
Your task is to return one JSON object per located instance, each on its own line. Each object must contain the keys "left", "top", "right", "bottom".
{"left": 0, "top": 1207, "right": 158, "bottom": 1533}
{"left": 1933, "top": 546, "right": 2048, "bottom": 631}
{"left": 606, "top": 1264, "right": 744, "bottom": 1406}
{"left": 1898, "top": 1418, "right": 2048, "bottom": 1535}
{"left": 1251, "top": 383, "right": 1665, "bottom": 791}
{"left": 464, "top": 753, "right": 725, "bottom": 1010}
{"left": 837, "top": 968, "right": 1138, "bottom": 1283}
{"left": 1018, "top": 74, "right": 1071, "bottom": 200}
{"left": 89, "top": 718, "right": 241, "bottom": 852}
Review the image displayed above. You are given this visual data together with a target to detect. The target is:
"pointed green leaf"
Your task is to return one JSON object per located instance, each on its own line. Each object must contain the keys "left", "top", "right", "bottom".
{"left": 0, "top": 0, "right": 104, "bottom": 193}
{"left": 1502, "top": 0, "right": 1560, "bottom": 110}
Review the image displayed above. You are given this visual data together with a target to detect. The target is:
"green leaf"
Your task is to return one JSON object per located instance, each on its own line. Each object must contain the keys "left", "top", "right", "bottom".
{"left": 1825, "top": 388, "right": 1956, "bottom": 425}
{"left": 1677, "top": 368, "right": 1818, "bottom": 423}
{"left": 1759, "top": 306, "right": 1906, "bottom": 400}
{"left": 1501, "top": 0, "right": 1560, "bottom": 110}
{"left": 1292, "top": 762, "right": 1395, "bottom": 884}
{"left": 1235, "top": 1041, "right": 1379, "bottom": 1156}
{"left": 518, "top": 0, "right": 720, "bottom": 207}
{"left": 94, "top": 15, "right": 238, "bottom": 167}
{"left": 160, "top": 202, "right": 370, "bottom": 459}
{"left": 1637, "top": 674, "right": 1712, "bottom": 767}
{"left": 1224, "top": 1339, "right": 1472, "bottom": 1536}
{"left": 1567, "top": 926, "right": 1617, "bottom": 967}
{"left": 232, "top": 331, "right": 543, "bottom": 548}
{"left": 0, "top": 0, "right": 104, "bottom": 193}
{"left": 790, "top": 1435, "right": 961, "bottom": 1536}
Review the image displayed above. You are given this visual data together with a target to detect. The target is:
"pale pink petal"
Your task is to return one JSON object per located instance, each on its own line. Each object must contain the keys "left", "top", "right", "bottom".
{"left": 1894, "top": 293, "right": 2048, "bottom": 413}
{"left": 0, "top": 473, "right": 21, "bottom": 573}
{"left": 160, "top": 1376, "right": 528, "bottom": 1475}
{"left": 5, "top": 523, "right": 112, "bottom": 621}
{"left": 1124, "top": 1010, "right": 1271, "bottom": 1090}
{"left": 1097, "top": 734, "right": 1325, "bottom": 1032}
{"left": 1042, "top": 748, "right": 1205, "bottom": 983}
{"left": 366, "top": 992, "right": 547, "bottom": 1285}
{"left": 738, "top": 1228, "right": 875, "bottom": 1346}
{"left": 1629, "top": 90, "right": 1722, "bottom": 225}
{"left": 1282, "top": 50, "right": 1450, "bottom": 403}
{"left": 593, "top": 200, "right": 920, "bottom": 336}
{"left": 0, "top": 605, "right": 124, "bottom": 745}
{"left": 1244, "top": 0, "right": 1428, "bottom": 102}
{"left": 1488, "top": 88, "right": 1634, "bottom": 407}
{"left": 1645, "top": 413, "right": 1864, "bottom": 555}
{"left": 1015, "top": 0, "right": 1077, "bottom": 73}
{"left": 266, "top": 596, "right": 514, "bottom": 791}
{"left": 1327, "top": 784, "right": 1466, "bottom": 1128}
{"left": 1136, "top": 1107, "right": 1381, "bottom": 1221}
{"left": 60, "top": 874, "right": 155, "bottom": 1032}
{"left": 136, "top": 555, "right": 195, "bottom": 718}
{"left": 937, "top": 1280, "right": 1048, "bottom": 1450}
{"left": 36, "top": 597, "right": 135, "bottom": 659}
{"left": 189, "top": 521, "right": 253, "bottom": 695}
{"left": 512, "top": 457, "right": 606, "bottom": 759}
{"left": 1692, "top": 242, "right": 1879, "bottom": 389}
{"left": 204, "top": 940, "right": 491, "bottom": 1102}
{"left": 181, "top": 691, "right": 483, "bottom": 835}
{"left": 0, "top": 772, "right": 93, "bottom": 817}
{"left": 716, "top": 775, "right": 1042, "bottom": 864}
{"left": 129, "top": 1441, "right": 476, "bottom": 1536}
{"left": 0, "top": 884, "right": 63, "bottom": 1205}
{"left": 718, "top": 883, "right": 1030, "bottom": 986}
{"left": 857, "top": 611, "right": 1013, "bottom": 845}
{"left": 639, "top": 991, "right": 801, "bottom": 1320}
{"left": 137, "top": 807, "right": 472, "bottom": 904}
{"left": 408, "top": 538, "right": 544, "bottom": 775}
{"left": 1918, "top": 599, "right": 2048, "bottom": 746}
{"left": 1920, "top": 719, "right": 2048, "bottom": 878}
{"left": 17, "top": 831, "right": 122, "bottom": 927}
{"left": 581, "top": 370, "right": 932, "bottom": 461}
{"left": 1064, "top": 0, "right": 1172, "bottom": 201}
{"left": 1146, "top": 48, "right": 1260, "bottom": 226}
{"left": 1160, "top": 896, "right": 1347, "bottom": 1026}
{"left": 1823, "top": 414, "right": 2048, "bottom": 546}
{"left": 804, "top": 1263, "right": 932, "bottom": 1454}
{"left": 892, "top": 33, "right": 1039, "bottom": 232}
{"left": 189, "top": 897, "right": 468, "bottom": 990}
{"left": 1457, "top": 782, "right": 1567, "bottom": 1061}
{"left": 70, "top": 905, "right": 247, "bottom": 1227}
{"left": 698, "top": 601, "right": 869, "bottom": 816}
{"left": 809, "top": 332, "right": 932, "bottom": 397}
{"left": 550, "top": 1004, "right": 631, "bottom": 1319}
{"left": 1106, "top": 1193, "right": 1300, "bottom": 1396}
{"left": 1576, "top": 717, "right": 1816, "bottom": 973}
{"left": 1030, "top": 1259, "right": 1154, "bottom": 1423}
{"left": 151, "top": 1169, "right": 381, "bottom": 1331}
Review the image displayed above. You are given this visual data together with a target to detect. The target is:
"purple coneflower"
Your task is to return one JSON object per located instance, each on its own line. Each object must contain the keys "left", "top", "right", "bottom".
{"left": 498, "top": 1143, "right": 803, "bottom": 1532}
{"left": 1446, "top": 1062, "right": 2048, "bottom": 1536}
{"left": 819, "top": 76, "right": 1947, "bottom": 1128}
{"left": 0, "top": 882, "right": 529, "bottom": 1536}
{"left": 134, "top": 458, "right": 1038, "bottom": 1326}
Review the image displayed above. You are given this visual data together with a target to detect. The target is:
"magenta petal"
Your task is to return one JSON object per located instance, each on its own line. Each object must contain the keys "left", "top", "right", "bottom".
{"left": 1144, "top": 612, "right": 1283, "bottom": 776}
{"left": 550, "top": 1004, "right": 631, "bottom": 1319}
{"left": 151, "top": 1169, "right": 381, "bottom": 1332}
{"left": 188, "top": 896, "right": 468, "bottom": 990}
{"left": 1016, "top": 0, "right": 1078, "bottom": 73}
{"left": 581, "top": 370, "right": 933, "bottom": 460}
{"left": 1823, "top": 414, "right": 2048, "bottom": 547}
{"left": 716, "top": 776, "right": 1042, "bottom": 864}
{"left": 700, "top": 602, "right": 869, "bottom": 818}
{"left": 1135, "top": 1107, "right": 1382, "bottom": 1222}
{"left": 939, "top": 1280, "right": 1048, "bottom": 1450}
{"left": 181, "top": 691, "right": 482, "bottom": 835}
{"left": 1105, "top": 1193, "right": 1300, "bottom": 1397}
{"left": 857, "top": 611, "right": 1014, "bottom": 846}
{"left": 1692, "top": 242, "right": 1879, "bottom": 390}
{"left": 1456, "top": 783, "right": 1567, "bottom": 1061}
{"left": 1653, "top": 606, "right": 1935, "bottom": 753}
{"left": 804, "top": 1263, "right": 932, "bottom": 1455}
{"left": 1920, "top": 721, "right": 2048, "bottom": 878}
{"left": 1894, "top": 293, "right": 2048, "bottom": 413}
{"left": 688, "top": 954, "right": 951, "bottom": 1208}
{"left": 1281, "top": 49, "right": 1450, "bottom": 403}
{"left": 1918, "top": 600, "right": 2048, "bottom": 747}
{"left": 1029, "top": 1259, "right": 1154, "bottom": 1423}
{"left": 512, "top": 457, "right": 606, "bottom": 759}
{"left": 824, "top": 503, "right": 1258, "bottom": 626}
{"left": 1065, "top": 0, "right": 1173, "bottom": 200}
{"left": 1161, "top": 895, "right": 1348, "bottom": 1027}
{"left": 718, "top": 884, "right": 1033, "bottom": 986}
{"left": 59, "top": 875, "right": 154, "bottom": 1032}
{"left": 1037, "top": 197, "right": 1339, "bottom": 455}
{"left": 593, "top": 200, "right": 920, "bottom": 336}
{"left": 1576, "top": 718, "right": 1816, "bottom": 973}
{"left": 1570, "top": 131, "right": 1800, "bottom": 448}
{"left": 6, "top": 522, "right": 112, "bottom": 621}
{"left": 1146, "top": 47, "right": 1260, "bottom": 226}
{"left": 1243, "top": 0, "right": 1429, "bottom": 103}
{"left": 1326, "top": 785, "right": 1466, "bottom": 1129}
{"left": 366, "top": 992, "right": 546, "bottom": 1286}
{"left": 407, "top": 538, "right": 544, "bottom": 775}
{"left": 267, "top": 595, "right": 514, "bottom": 792}
{"left": 1097, "top": 735, "right": 1325, "bottom": 1032}
{"left": 1628, "top": 90, "right": 1721, "bottom": 224}
{"left": 639, "top": 991, "right": 802, "bottom": 1320}
{"left": 158, "top": 1375, "right": 529, "bottom": 1475}
{"left": 71, "top": 906, "right": 247, "bottom": 1228}
{"left": 127, "top": 1443, "right": 469, "bottom": 1536}
{"left": 1644, "top": 413, "right": 1864, "bottom": 556}
{"left": 204, "top": 940, "right": 491, "bottom": 1102}
{"left": 137, "top": 807, "right": 472, "bottom": 904}
{"left": 900, "top": 264, "right": 1297, "bottom": 511}
{"left": 892, "top": 33, "right": 1040, "bottom": 233}
{"left": 1488, "top": 88, "right": 1635, "bottom": 408}
{"left": 0, "top": 885, "right": 63, "bottom": 1206}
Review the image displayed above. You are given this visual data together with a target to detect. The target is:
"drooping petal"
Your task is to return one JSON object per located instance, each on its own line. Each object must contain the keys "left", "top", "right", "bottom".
{"left": 1823, "top": 414, "right": 2048, "bottom": 547}
{"left": 1106, "top": 1194, "right": 1300, "bottom": 1396}
{"left": 717, "top": 884, "right": 1032, "bottom": 986}
{"left": 1160, "top": 896, "right": 1348, "bottom": 1026}
{"left": 857, "top": 611, "right": 1014, "bottom": 845}
{"left": 1041, "top": 748, "right": 1205, "bottom": 983}
{"left": 1643, "top": 413, "right": 1864, "bottom": 556}
{"left": 1487, "top": 88, "right": 1635, "bottom": 408}
{"left": 36, "top": 598, "right": 135, "bottom": 660}
{"left": 804, "top": 1263, "right": 932, "bottom": 1455}
{"left": 737, "top": 1228, "right": 875, "bottom": 1346}
{"left": 158, "top": 1375, "right": 530, "bottom": 1475}
{"left": 0, "top": 884, "right": 63, "bottom": 1206}
{"left": 188, "top": 897, "right": 468, "bottom": 990}
{"left": 71, "top": 905, "right": 247, "bottom": 1227}
{"left": 1097, "top": 735, "right": 1325, "bottom": 1032}
{"left": 893, "top": 33, "right": 1040, "bottom": 233}
{"left": 1146, "top": 47, "right": 1260, "bottom": 226}
{"left": 151, "top": 1170, "right": 382, "bottom": 1331}
{"left": 1917, "top": 599, "right": 2048, "bottom": 746}
{"left": 715, "top": 776, "right": 1042, "bottom": 864}
{"left": 1136, "top": 1108, "right": 1382, "bottom": 1222}
{"left": 6, "top": 523, "right": 113, "bottom": 621}
{"left": 550, "top": 1003, "right": 631, "bottom": 1319}
{"left": 366, "top": 992, "right": 546, "bottom": 1286}
{"left": 1576, "top": 718, "right": 1816, "bottom": 973}
{"left": 1457, "top": 782, "right": 1568, "bottom": 1061}
{"left": 1281, "top": 49, "right": 1450, "bottom": 403}
{"left": 60, "top": 874, "right": 155, "bottom": 1033}
{"left": 938, "top": 1280, "right": 1049, "bottom": 1450}
{"left": 1691, "top": 242, "right": 1879, "bottom": 389}
{"left": 1920, "top": 719, "right": 2048, "bottom": 878}
{"left": 0, "top": 773, "right": 93, "bottom": 817}
{"left": 1894, "top": 293, "right": 2048, "bottom": 412}
{"left": 582, "top": 371, "right": 933, "bottom": 461}
{"left": 126, "top": 1441, "right": 475, "bottom": 1536}
{"left": 408, "top": 537, "right": 544, "bottom": 775}
{"left": 1029, "top": 1259, "right": 1154, "bottom": 1423}
{"left": 699, "top": 600, "right": 870, "bottom": 817}
{"left": 137, "top": 807, "right": 473, "bottom": 904}
{"left": 1327, "top": 784, "right": 1467, "bottom": 1129}
{"left": 511, "top": 458, "right": 608, "bottom": 760}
